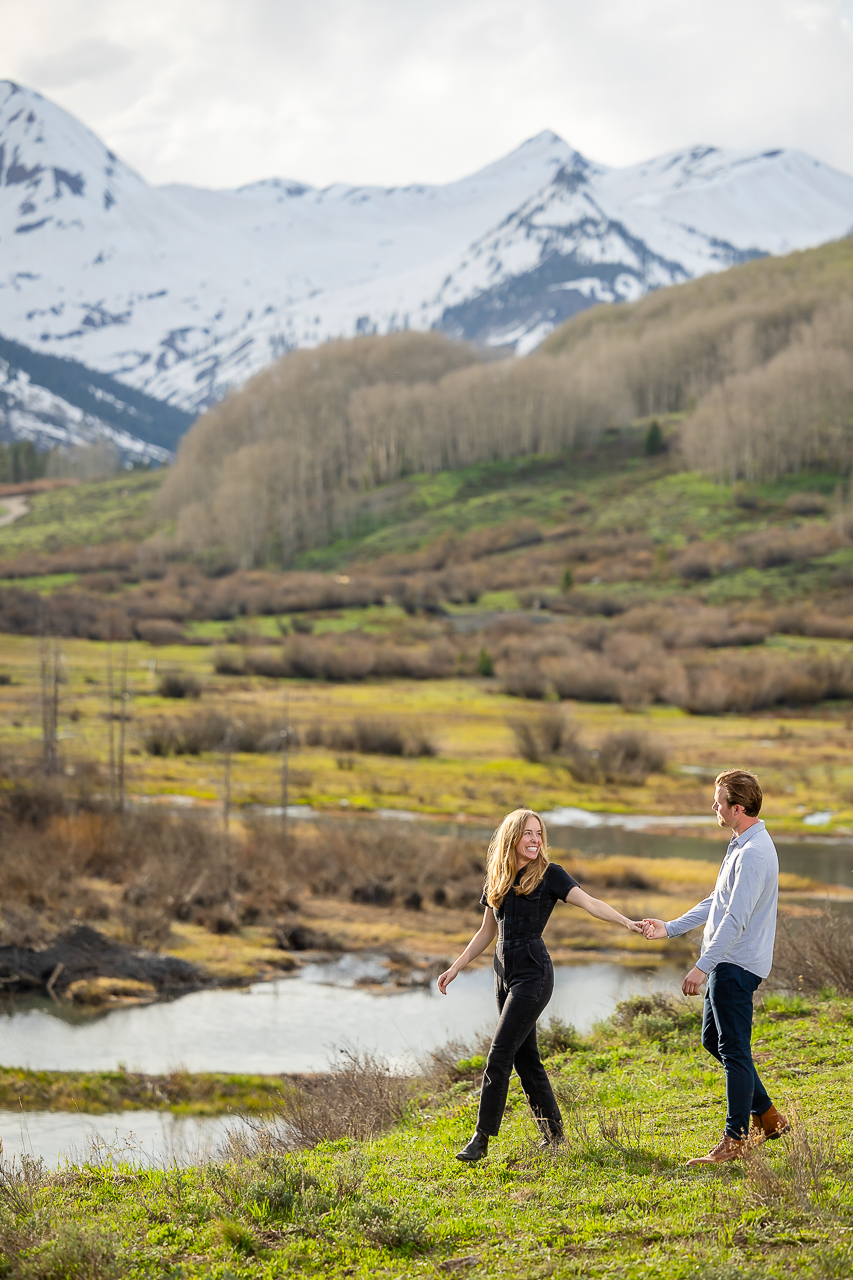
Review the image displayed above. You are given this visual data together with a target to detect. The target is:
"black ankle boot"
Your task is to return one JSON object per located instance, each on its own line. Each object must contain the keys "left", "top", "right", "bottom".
{"left": 456, "top": 1130, "right": 489, "bottom": 1162}
{"left": 536, "top": 1123, "right": 564, "bottom": 1151}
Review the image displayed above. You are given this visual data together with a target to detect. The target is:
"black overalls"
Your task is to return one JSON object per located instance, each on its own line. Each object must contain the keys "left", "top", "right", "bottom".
{"left": 476, "top": 862, "right": 578, "bottom": 1137}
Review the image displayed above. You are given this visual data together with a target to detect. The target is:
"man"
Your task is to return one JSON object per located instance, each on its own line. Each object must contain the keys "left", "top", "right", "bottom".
{"left": 642, "top": 769, "right": 789, "bottom": 1165}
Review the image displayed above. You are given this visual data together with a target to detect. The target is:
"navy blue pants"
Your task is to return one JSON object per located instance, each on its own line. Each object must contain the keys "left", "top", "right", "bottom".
{"left": 702, "top": 962, "right": 772, "bottom": 1139}
{"left": 476, "top": 940, "right": 562, "bottom": 1138}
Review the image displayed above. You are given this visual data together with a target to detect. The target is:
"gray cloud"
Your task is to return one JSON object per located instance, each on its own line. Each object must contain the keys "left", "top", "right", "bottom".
{"left": 3, "top": 0, "right": 852, "bottom": 188}
{"left": 19, "top": 38, "right": 133, "bottom": 89}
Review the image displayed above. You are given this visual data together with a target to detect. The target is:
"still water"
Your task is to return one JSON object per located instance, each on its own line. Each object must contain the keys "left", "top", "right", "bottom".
{"left": 0, "top": 1110, "right": 234, "bottom": 1168}
{"left": 0, "top": 957, "right": 682, "bottom": 1076}
{"left": 262, "top": 805, "right": 853, "bottom": 889}
{"left": 0, "top": 957, "right": 684, "bottom": 1166}
{"left": 2, "top": 814, "right": 847, "bottom": 1168}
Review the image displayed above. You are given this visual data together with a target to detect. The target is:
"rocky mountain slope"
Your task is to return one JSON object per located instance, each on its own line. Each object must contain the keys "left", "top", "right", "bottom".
{"left": 1, "top": 79, "right": 852, "bottom": 426}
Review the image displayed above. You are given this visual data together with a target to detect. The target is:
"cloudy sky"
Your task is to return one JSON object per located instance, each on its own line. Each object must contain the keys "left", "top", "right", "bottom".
{"left": 3, "top": 0, "right": 853, "bottom": 190}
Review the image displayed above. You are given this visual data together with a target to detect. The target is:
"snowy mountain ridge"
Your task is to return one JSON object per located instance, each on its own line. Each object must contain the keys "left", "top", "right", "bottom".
{"left": 1, "top": 79, "right": 852, "bottom": 427}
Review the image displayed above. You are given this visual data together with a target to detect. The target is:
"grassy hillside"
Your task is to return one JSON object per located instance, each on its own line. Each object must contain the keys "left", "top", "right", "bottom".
{"left": 1, "top": 994, "right": 850, "bottom": 1278}
{"left": 542, "top": 238, "right": 853, "bottom": 361}
{"left": 149, "top": 240, "right": 853, "bottom": 568}
{"left": 0, "top": 470, "right": 161, "bottom": 560}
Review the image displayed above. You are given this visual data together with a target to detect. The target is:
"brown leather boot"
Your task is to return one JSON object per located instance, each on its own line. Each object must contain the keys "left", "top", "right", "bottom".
{"left": 750, "top": 1105, "right": 791, "bottom": 1142}
{"left": 687, "top": 1135, "right": 748, "bottom": 1166}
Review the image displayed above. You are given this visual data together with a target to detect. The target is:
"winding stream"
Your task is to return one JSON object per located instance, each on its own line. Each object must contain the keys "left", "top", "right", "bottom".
{"left": 1, "top": 817, "right": 848, "bottom": 1167}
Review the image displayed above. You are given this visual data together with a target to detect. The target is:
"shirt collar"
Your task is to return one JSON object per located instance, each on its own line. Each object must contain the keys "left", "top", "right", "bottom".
{"left": 729, "top": 819, "right": 765, "bottom": 848}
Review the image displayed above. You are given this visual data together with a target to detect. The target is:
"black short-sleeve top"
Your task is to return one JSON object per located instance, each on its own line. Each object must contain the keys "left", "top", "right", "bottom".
{"left": 480, "top": 862, "right": 579, "bottom": 945}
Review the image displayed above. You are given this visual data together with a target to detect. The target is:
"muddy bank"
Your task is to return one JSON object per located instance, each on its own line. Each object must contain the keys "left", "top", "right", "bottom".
{"left": 0, "top": 925, "right": 205, "bottom": 1004}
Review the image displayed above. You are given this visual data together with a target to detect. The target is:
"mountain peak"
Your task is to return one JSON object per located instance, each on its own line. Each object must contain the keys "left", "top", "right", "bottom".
{"left": 1, "top": 82, "right": 852, "bottom": 427}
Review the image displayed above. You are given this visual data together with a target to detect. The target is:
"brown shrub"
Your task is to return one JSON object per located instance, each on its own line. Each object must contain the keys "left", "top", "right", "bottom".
{"left": 508, "top": 708, "right": 575, "bottom": 762}
{"left": 135, "top": 619, "right": 186, "bottom": 646}
{"left": 542, "top": 652, "right": 623, "bottom": 702}
{"left": 157, "top": 671, "right": 202, "bottom": 698}
{"left": 251, "top": 634, "right": 459, "bottom": 681}
{"left": 784, "top": 491, "right": 828, "bottom": 515}
{"left": 682, "top": 649, "right": 853, "bottom": 713}
{"left": 500, "top": 661, "right": 550, "bottom": 700}
{"left": 596, "top": 732, "right": 667, "bottom": 784}
{"left": 266, "top": 820, "right": 485, "bottom": 911}
{"left": 773, "top": 607, "right": 853, "bottom": 640}
{"left": 769, "top": 906, "right": 853, "bottom": 995}
{"left": 237, "top": 1049, "right": 417, "bottom": 1151}
{"left": 142, "top": 710, "right": 291, "bottom": 757}
{"left": 736, "top": 524, "right": 839, "bottom": 570}
{"left": 305, "top": 717, "right": 436, "bottom": 758}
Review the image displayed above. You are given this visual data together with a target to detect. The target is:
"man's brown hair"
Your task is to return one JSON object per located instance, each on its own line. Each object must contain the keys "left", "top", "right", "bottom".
{"left": 715, "top": 769, "right": 763, "bottom": 817}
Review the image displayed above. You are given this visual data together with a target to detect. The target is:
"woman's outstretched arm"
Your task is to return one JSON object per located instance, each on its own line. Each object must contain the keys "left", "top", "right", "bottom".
{"left": 437, "top": 909, "right": 498, "bottom": 994}
{"left": 566, "top": 885, "right": 643, "bottom": 932}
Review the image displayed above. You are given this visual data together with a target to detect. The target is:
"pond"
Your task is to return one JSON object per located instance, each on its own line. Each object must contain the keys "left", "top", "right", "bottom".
{"left": 259, "top": 804, "right": 853, "bottom": 889}
{"left": 0, "top": 1109, "right": 234, "bottom": 1168}
{"left": 0, "top": 956, "right": 685, "bottom": 1166}
{"left": 0, "top": 956, "right": 683, "bottom": 1077}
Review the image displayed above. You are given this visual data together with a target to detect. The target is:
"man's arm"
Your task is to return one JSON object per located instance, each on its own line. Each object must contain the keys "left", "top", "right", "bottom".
{"left": 664, "top": 895, "right": 714, "bottom": 938}
{"left": 694, "top": 857, "right": 766, "bottom": 974}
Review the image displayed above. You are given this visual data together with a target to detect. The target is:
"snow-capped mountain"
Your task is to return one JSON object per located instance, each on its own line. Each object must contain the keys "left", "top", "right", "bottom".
{"left": 2, "top": 79, "right": 852, "bottom": 422}
{"left": 0, "top": 352, "right": 171, "bottom": 464}
{"left": 0, "top": 332, "right": 187, "bottom": 462}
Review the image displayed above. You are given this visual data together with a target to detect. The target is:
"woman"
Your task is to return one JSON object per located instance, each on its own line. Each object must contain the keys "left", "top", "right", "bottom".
{"left": 438, "top": 808, "right": 641, "bottom": 1162}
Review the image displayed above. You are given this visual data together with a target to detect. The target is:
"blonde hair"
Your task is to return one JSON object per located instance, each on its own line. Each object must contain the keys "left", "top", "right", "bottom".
{"left": 485, "top": 809, "right": 549, "bottom": 909}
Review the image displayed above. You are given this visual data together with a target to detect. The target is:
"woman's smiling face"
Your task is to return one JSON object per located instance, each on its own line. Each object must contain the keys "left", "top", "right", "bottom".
{"left": 514, "top": 817, "right": 543, "bottom": 865}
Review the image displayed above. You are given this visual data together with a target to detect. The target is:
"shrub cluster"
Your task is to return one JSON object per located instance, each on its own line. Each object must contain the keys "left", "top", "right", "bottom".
{"left": 142, "top": 711, "right": 289, "bottom": 757}
{"left": 508, "top": 710, "right": 667, "bottom": 784}
{"left": 304, "top": 717, "right": 436, "bottom": 758}
{"left": 216, "top": 634, "right": 460, "bottom": 682}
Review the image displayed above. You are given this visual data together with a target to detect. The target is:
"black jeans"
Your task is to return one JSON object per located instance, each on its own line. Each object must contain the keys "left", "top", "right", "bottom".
{"left": 476, "top": 939, "right": 562, "bottom": 1138}
{"left": 702, "top": 962, "right": 772, "bottom": 1139}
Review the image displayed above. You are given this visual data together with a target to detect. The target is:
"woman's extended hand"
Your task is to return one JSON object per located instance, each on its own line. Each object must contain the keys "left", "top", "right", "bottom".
{"left": 625, "top": 919, "right": 644, "bottom": 933}
{"left": 437, "top": 966, "right": 458, "bottom": 995}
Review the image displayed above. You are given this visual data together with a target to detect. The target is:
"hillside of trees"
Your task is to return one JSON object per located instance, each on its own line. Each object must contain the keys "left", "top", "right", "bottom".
{"left": 157, "top": 239, "right": 853, "bottom": 568}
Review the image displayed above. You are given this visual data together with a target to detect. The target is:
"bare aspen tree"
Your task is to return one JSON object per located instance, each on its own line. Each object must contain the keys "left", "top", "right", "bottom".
{"left": 106, "top": 644, "right": 116, "bottom": 809}
{"left": 221, "top": 718, "right": 234, "bottom": 852}
{"left": 117, "top": 645, "right": 129, "bottom": 813}
{"left": 154, "top": 255, "right": 853, "bottom": 560}
{"left": 279, "top": 690, "right": 296, "bottom": 850}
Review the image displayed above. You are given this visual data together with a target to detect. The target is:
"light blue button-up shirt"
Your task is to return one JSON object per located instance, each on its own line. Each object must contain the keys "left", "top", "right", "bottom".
{"left": 664, "top": 819, "right": 779, "bottom": 979}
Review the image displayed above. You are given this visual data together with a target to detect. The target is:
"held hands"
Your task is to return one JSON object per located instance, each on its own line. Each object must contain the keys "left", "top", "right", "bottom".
{"left": 640, "top": 918, "right": 668, "bottom": 940}
{"left": 638, "top": 918, "right": 704, "bottom": 996}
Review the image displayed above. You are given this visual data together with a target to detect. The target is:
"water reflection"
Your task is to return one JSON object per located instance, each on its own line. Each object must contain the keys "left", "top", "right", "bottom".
{"left": 0, "top": 959, "right": 682, "bottom": 1075}
{"left": 0, "top": 1109, "right": 235, "bottom": 1168}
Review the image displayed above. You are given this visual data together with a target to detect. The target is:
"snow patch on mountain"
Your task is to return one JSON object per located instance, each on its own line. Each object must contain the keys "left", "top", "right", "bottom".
{"left": 0, "top": 355, "right": 171, "bottom": 464}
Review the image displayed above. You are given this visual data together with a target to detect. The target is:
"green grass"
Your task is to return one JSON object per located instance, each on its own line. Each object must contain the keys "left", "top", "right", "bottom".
{"left": 0, "top": 1068, "right": 289, "bottom": 1116}
{"left": 0, "top": 470, "right": 162, "bottom": 558}
{"left": 0, "top": 572, "right": 78, "bottom": 593}
{"left": 0, "top": 443, "right": 846, "bottom": 611}
{"left": 2, "top": 997, "right": 851, "bottom": 1277}
{"left": 296, "top": 449, "right": 849, "bottom": 593}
